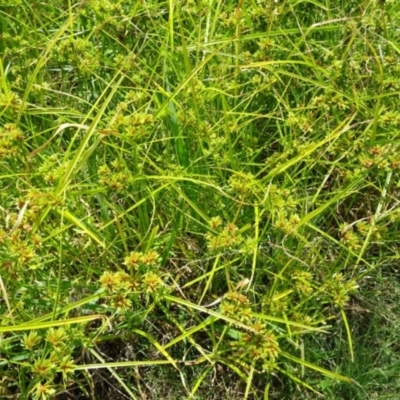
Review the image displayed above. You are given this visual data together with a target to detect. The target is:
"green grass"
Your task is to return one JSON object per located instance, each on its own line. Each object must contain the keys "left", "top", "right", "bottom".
{"left": 1, "top": 0, "right": 400, "bottom": 398}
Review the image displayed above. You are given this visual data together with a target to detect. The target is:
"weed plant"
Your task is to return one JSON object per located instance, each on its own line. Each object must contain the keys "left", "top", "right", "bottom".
{"left": 1, "top": 0, "right": 400, "bottom": 399}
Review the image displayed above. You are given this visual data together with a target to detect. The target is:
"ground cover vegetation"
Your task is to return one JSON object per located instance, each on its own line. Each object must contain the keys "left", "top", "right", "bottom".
{"left": 1, "top": 0, "right": 400, "bottom": 398}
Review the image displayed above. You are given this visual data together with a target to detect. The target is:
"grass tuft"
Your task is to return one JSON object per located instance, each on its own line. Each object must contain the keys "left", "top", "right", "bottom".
{"left": 1, "top": 0, "right": 400, "bottom": 398}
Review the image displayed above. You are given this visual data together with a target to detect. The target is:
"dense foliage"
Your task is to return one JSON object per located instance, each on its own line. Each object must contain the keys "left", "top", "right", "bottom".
{"left": 1, "top": 0, "right": 400, "bottom": 398}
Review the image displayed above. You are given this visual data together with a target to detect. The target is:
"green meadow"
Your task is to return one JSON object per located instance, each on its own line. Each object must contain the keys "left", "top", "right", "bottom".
{"left": 1, "top": 1, "right": 400, "bottom": 398}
